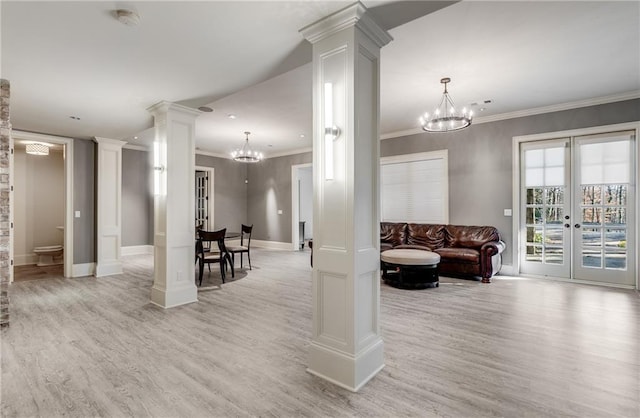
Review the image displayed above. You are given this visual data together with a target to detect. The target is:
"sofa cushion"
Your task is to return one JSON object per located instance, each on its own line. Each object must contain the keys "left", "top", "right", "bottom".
{"left": 380, "top": 222, "right": 407, "bottom": 247}
{"left": 435, "top": 247, "right": 480, "bottom": 264}
{"left": 445, "top": 225, "right": 500, "bottom": 249}
{"left": 406, "top": 223, "right": 445, "bottom": 250}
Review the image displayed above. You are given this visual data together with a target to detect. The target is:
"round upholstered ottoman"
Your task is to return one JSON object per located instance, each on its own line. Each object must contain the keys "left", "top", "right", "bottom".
{"left": 380, "top": 249, "right": 441, "bottom": 289}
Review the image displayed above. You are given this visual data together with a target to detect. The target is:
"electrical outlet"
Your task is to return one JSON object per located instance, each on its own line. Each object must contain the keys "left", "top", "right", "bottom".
{"left": 504, "top": 209, "right": 512, "bottom": 217}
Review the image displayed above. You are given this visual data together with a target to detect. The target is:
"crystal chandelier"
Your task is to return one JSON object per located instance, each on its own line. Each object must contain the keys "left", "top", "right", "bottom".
{"left": 419, "top": 77, "right": 472, "bottom": 132}
{"left": 231, "top": 131, "right": 263, "bottom": 163}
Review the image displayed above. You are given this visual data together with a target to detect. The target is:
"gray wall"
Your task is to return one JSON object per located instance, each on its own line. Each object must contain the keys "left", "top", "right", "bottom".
{"left": 247, "top": 152, "right": 311, "bottom": 243}
{"left": 73, "top": 138, "right": 95, "bottom": 264}
{"left": 195, "top": 154, "right": 248, "bottom": 231}
{"left": 245, "top": 99, "right": 639, "bottom": 267}
{"left": 381, "top": 99, "right": 640, "bottom": 266}
{"left": 122, "top": 148, "right": 152, "bottom": 246}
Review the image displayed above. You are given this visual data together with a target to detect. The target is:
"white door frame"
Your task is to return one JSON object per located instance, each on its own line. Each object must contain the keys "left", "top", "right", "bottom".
{"left": 291, "top": 163, "right": 312, "bottom": 251}
{"left": 512, "top": 121, "right": 640, "bottom": 289}
{"left": 11, "top": 130, "right": 74, "bottom": 280}
{"left": 195, "top": 165, "right": 214, "bottom": 230}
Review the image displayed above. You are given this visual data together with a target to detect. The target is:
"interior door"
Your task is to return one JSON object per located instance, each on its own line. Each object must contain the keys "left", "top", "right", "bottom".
{"left": 520, "top": 138, "right": 571, "bottom": 278}
{"left": 572, "top": 131, "right": 635, "bottom": 286}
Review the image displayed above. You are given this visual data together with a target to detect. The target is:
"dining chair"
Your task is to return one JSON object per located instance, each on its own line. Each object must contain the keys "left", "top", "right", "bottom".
{"left": 195, "top": 228, "right": 234, "bottom": 286}
{"left": 228, "top": 224, "right": 253, "bottom": 270}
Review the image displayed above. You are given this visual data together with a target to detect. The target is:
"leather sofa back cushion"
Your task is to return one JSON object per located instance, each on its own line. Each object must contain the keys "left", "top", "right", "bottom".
{"left": 380, "top": 222, "right": 407, "bottom": 247}
{"left": 406, "top": 223, "right": 446, "bottom": 249}
{"left": 445, "top": 225, "right": 500, "bottom": 249}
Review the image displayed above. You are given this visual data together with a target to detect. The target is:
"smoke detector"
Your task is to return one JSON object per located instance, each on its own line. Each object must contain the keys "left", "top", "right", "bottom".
{"left": 116, "top": 9, "right": 141, "bottom": 26}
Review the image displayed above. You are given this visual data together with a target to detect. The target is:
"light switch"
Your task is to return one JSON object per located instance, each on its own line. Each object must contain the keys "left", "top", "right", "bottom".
{"left": 277, "top": 210, "right": 283, "bottom": 215}
{"left": 75, "top": 211, "right": 81, "bottom": 218}
{"left": 504, "top": 209, "right": 512, "bottom": 217}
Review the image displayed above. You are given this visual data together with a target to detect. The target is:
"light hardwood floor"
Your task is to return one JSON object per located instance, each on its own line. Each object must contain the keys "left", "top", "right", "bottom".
{"left": 2, "top": 249, "right": 639, "bottom": 417}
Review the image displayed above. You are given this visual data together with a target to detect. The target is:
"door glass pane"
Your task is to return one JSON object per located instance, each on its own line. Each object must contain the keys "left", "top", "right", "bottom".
{"left": 545, "top": 207, "right": 563, "bottom": 224}
{"left": 582, "top": 207, "right": 602, "bottom": 226}
{"left": 582, "top": 185, "right": 602, "bottom": 205}
{"left": 526, "top": 188, "right": 543, "bottom": 205}
{"left": 526, "top": 208, "right": 543, "bottom": 224}
{"left": 604, "top": 208, "right": 626, "bottom": 225}
{"left": 525, "top": 245, "right": 542, "bottom": 262}
{"left": 605, "top": 229, "right": 627, "bottom": 270}
{"left": 582, "top": 249, "right": 602, "bottom": 268}
{"left": 604, "top": 185, "right": 627, "bottom": 206}
{"left": 545, "top": 227, "right": 563, "bottom": 246}
{"left": 545, "top": 247, "right": 563, "bottom": 264}
{"left": 545, "top": 187, "right": 564, "bottom": 205}
{"left": 526, "top": 226, "right": 543, "bottom": 244}
{"left": 582, "top": 228, "right": 602, "bottom": 248}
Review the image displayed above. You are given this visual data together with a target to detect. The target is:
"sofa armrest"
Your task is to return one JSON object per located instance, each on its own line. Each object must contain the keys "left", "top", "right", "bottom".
{"left": 479, "top": 240, "right": 506, "bottom": 282}
{"left": 480, "top": 240, "right": 505, "bottom": 256}
{"left": 394, "top": 244, "right": 432, "bottom": 251}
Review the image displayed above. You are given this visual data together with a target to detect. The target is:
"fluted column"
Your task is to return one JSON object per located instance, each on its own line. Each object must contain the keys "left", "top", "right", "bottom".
{"left": 147, "top": 101, "right": 200, "bottom": 308}
{"left": 300, "top": 2, "right": 392, "bottom": 391}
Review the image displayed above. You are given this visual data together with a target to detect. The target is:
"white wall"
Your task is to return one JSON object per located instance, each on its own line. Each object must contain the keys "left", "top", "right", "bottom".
{"left": 14, "top": 147, "right": 65, "bottom": 265}
{"left": 299, "top": 166, "right": 313, "bottom": 240}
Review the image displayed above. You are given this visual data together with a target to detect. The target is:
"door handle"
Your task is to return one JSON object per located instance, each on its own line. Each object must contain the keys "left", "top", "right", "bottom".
{"left": 574, "top": 223, "right": 581, "bottom": 228}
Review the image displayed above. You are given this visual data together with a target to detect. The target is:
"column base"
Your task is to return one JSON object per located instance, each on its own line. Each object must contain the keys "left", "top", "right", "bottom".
{"left": 94, "top": 261, "right": 123, "bottom": 277}
{"left": 150, "top": 283, "right": 198, "bottom": 308}
{"left": 307, "top": 338, "right": 384, "bottom": 392}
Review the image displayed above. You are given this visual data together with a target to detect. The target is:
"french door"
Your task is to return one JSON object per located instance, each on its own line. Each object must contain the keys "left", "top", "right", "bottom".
{"left": 195, "top": 170, "right": 209, "bottom": 229}
{"left": 520, "top": 130, "right": 636, "bottom": 286}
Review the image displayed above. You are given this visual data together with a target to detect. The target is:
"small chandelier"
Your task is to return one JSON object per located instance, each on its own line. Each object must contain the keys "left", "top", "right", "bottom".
{"left": 231, "top": 131, "right": 263, "bottom": 163}
{"left": 419, "top": 77, "right": 472, "bottom": 132}
{"left": 26, "top": 143, "right": 50, "bottom": 156}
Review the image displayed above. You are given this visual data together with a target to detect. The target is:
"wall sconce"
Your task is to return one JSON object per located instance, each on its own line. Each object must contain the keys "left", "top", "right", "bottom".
{"left": 324, "top": 82, "right": 341, "bottom": 180}
{"left": 153, "top": 141, "right": 166, "bottom": 196}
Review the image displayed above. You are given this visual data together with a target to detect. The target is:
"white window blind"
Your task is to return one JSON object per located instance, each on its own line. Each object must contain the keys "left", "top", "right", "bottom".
{"left": 381, "top": 151, "right": 448, "bottom": 223}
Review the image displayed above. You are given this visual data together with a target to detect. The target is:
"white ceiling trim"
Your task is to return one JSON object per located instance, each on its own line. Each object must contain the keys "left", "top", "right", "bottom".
{"left": 264, "top": 147, "right": 313, "bottom": 159}
{"left": 123, "top": 143, "right": 149, "bottom": 152}
{"left": 380, "top": 90, "right": 640, "bottom": 141}
{"left": 195, "top": 150, "right": 231, "bottom": 160}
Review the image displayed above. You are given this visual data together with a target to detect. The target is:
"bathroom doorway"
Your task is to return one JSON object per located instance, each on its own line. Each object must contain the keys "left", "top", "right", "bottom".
{"left": 10, "top": 131, "right": 74, "bottom": 281}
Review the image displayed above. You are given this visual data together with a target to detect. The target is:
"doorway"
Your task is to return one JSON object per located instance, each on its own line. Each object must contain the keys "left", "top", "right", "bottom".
{"left": 10, "top": 131, "right": 74, "bottom": 280}
{"left": 195, "top": 166, "right": 214, "bottom": 230}
{"left": 515, "top": 125, "right": 637, "bottom": 287}
{"left": 291, "top": 163, "right": 312, "bottom": 251}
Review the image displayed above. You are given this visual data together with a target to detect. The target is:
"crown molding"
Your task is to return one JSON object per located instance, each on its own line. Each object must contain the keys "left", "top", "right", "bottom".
{"left": 264, "top": 147, "right": 313, "bottom": 159}
{"left": 381, "top": 91, "right": 640, "bottom": 141}
{"left": 195, "top": 149, "right": 231, "bottom": 159}
{"left": 123, "top": 143, "right": 148, "bottom": 152}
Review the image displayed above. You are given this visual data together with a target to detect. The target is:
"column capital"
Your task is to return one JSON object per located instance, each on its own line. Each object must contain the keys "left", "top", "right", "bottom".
{"left": 147, "top": 101, "right": 202, "bottom": 119}
{"left": 300, "top": 1, "right": 392, "bottom": 47}
{"left": 93, "top": 137, "right": 127, "bottom": 148}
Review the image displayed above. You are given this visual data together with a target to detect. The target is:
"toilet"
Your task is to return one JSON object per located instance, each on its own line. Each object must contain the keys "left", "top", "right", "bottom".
{"left": 33, "top": 245, "right": 64, "bottom": 266}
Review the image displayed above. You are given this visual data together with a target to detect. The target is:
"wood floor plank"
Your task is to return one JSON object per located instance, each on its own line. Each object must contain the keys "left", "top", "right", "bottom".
{"left": 2, "top": 248, "right": 638, "bottom": 417}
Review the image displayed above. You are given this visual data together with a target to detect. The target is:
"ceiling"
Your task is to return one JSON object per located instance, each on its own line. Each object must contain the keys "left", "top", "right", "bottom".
{"left": 2, "top": 1, "right": 639, "bottom": 159}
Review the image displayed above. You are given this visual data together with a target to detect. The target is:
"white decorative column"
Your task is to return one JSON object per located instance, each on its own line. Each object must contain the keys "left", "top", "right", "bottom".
{"left": 301, "top": 2, "right": 392, "bottom": 392}
{"left": 147, "top": 101, "right": 200, "bottom": 308}
{"left": 94, "top": 137, "right": 126, "bottom": 277}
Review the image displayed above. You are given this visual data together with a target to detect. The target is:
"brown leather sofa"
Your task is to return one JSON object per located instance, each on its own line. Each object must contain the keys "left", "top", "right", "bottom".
{"left": 381, "top": 222, "right": 506, "bottom": 283}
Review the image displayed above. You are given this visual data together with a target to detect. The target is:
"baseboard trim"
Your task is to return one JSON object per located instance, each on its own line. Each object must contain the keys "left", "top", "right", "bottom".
{"left": 72, "top": 263, "right": 95, "bottom": 277}
{"left": 14, "top": 254, "right": 38, "bottom": 266}
{"left": 250, "top": 239, "right": 291, "bottom": 251}
{"left": 95, "top": 261, "right": 124, "bottom": 277}
{"left": 121, "top": 245, "right": 153, "bottom": 256}
{"left": 498, "top": 264, "right": 515, "bottom": 276}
